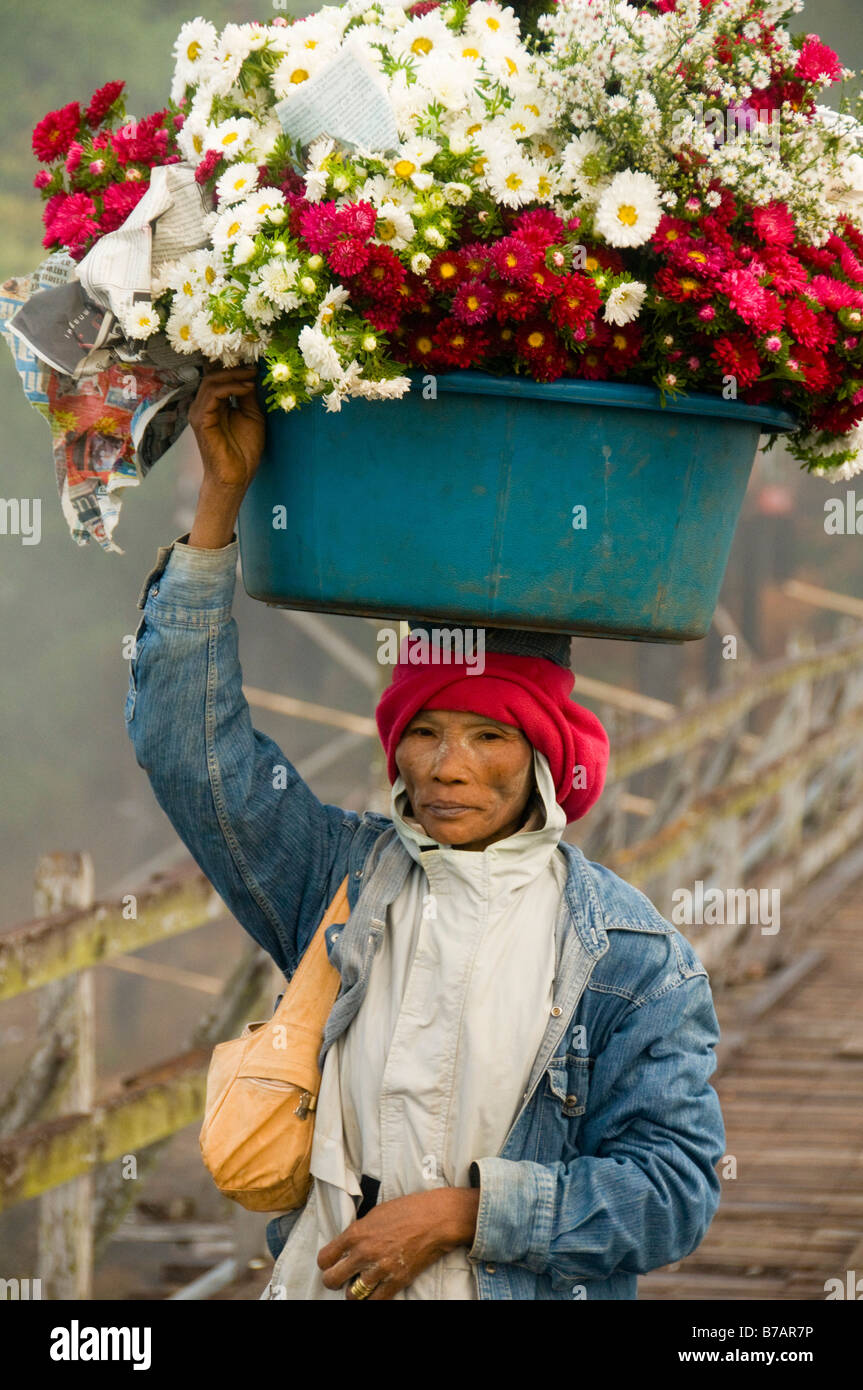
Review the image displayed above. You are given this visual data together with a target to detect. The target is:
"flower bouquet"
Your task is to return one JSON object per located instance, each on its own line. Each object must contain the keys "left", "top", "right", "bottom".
{"left": 6, "top": 0, "right": 863, "bottom": 633}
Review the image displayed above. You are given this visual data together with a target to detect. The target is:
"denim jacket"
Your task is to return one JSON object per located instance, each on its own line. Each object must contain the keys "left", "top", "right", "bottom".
{"left": 125, "top": 536, "right": 725, "bottom": 1301}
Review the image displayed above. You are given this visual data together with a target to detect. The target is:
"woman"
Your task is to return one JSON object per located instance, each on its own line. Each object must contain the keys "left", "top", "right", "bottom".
{"left": 126, "top": 365, "right": 725, "bottom": 1300}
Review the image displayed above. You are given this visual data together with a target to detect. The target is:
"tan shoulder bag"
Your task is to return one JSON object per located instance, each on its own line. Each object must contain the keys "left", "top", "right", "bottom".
{"left": 199, "top": 876, "right": 348, "bottom": 1212}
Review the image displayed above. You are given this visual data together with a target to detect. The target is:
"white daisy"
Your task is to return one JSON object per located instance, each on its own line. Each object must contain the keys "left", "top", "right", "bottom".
{"left": 123, "top": 304, "right": 160, "bottom": 338}
{"left": 465, "top": 1, "right": 522, "bottom": 47}
{"left": 211, "top": 206, "right": 253, "bottom": 252}
{"left": 298, "top": 324, "right": 344, "bottom": 381}
{"left": 216, "top": 162, "right": 260, "bottom": 205}
{"left": 231, "top": 235, "right": 257, "bottom": 266}
{"left": 242, "top": 285, "right": 278, "bottom": 326}
{"left": 177, "top": 110, "right": 212, "bottom": 164}
{"left": 171, "top": 18, "right": 218, "bottom": 103}
{"left": 389, "top": 12, "right": 459, "bottom": 65}
{"left": 594, "top": 170, "right": 664, "bottom": 248}
{"left": 271, "top": 43, "right": 337, "bottom": 99}
{"left": 165, "top": 309, "right": 200, "bottom": 354}
{"left": 190, "top": 310, "right": 245, "bottom": 360}
{"left": 257, "top": 257, "right": 302, "bottom": 310}
{"left": 242, "top": 187, "right": 288, "bottom": 226}
{"left": 206, "top": 117, "right": 255, "bottom": 159}
{"left": 208, "top": 23, "right": 256, "bottom": 96}
{"left": 484, "top": 148, "right": 539, "bottom": 207}
{"left": 315, "top": 284, "right": 351, "bottom": 328}
{"left": 603, "top": 280, "right": 648, "bottom": 326}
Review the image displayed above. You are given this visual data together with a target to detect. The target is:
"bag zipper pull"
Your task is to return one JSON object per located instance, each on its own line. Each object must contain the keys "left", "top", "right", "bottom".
{"left": 294, "top": 1091, "right": 316, "bottom": 1119}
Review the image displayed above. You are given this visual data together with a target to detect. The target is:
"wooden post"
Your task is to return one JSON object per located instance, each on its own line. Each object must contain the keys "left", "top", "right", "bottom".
{"left": 34, "top": 852, "right": 95, "bottom": 1300}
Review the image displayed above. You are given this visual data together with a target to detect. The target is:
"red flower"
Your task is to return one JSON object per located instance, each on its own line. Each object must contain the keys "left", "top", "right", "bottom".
{"left": 751, "top": 202, "right": 796, "bottom": 247}
{"left": 458, "top": 241, "right": 491, "bottom": 277}
{"left": 299, "top": 200, "right": 376, "bottom": 274}
{"left": 99, "top": 180, "right": 149, "bottom": 232}
{"left": 33, "top": 169, "right": 52, "bottom": 190}
{"left": 812, "top": 400, "right": 863, "bottom": 433}
{"left": 328, "top": 237, "right": 372, "bottom": 276}
{"left": 195, "top": 149, "right": 222, "bottom": 185}
{"left": 452, "top": 279, "right": 494, "bottom": 325}
{"left": 795, "top": 35, "right": 843, "bottom": 85}
{"left": 433, "top": 316, "right": 488, "bottom": 368}
{"left": 395, "top": 272, "right": 431, "bottom": 313}
{"left": 793, "top": 346, "right": 839, "bottom": 393}
{"left": 604, "top": 324, "right": 643, "bottom": 372}
{"left": 42, "top": 191, "right": 68, "bottom": 230}
{"left": 575, "top": 344, "right": 609, "bottom": 381}
{"left": 85, "top": 81, "right": 125, "bottom": 128}
{"left": 490, "top": 235, "right": 538, "bottom": 284}
{"left": 111, "top": 113, "right": 169, "bottom": 166}
{"left": 711, "top": 334, "right": 761, "bottom": 389}
{"left": 511, "top": 207, "right": 565, "bottom": 250}
{"left": 515, "top": 322, "right": 569, "bottom": 382}
{"left": 549, "top": 273, "right": 601, "bottom": 330}
{"left": 354, "top": 244, "right": 406, "bottom": 301}
{"left": 46, "top": 190, "right": 100, "bottom": 256}
{"left": 32, "top": 102, "right": 81, "bottom": 162}
{"left": 401, "top": 322, "right": 440, "bottom": 368}
{"left": 785, "top": 297, "right": 837, "bottom": 350}
{"left": 363, "top": 301, "right": 402, "bottom": 333}
{"left": 760, "top": 247, "right": 809, "bottom": 295}
{"left": 827, "top": 233, "right": 863, "bottom": 283}
{"left": 65, "top": 142, "right": 84, "bottom": 176}
{"left": 655, "top": 265, "right": 713, "bottom": 302}
{"left": 427, "top": 249, "right": 464, "bottom": 293}
{"left": 651, "top": 216, "right": 691, "bottom": 252}
{"left": 493, "top": 281, "right": 537, "bottom": 323}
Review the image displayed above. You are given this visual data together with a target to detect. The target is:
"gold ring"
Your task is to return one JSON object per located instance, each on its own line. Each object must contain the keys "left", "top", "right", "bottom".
{"left": 349, "top": 1275, "right": 375, "bottom": 1300}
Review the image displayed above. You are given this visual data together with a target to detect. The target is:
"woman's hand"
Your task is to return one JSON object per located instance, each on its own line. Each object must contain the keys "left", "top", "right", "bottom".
{"left": 317, "top": 1188, "right": 480, "bottom": 1300}
{"left": 187, "top": 365, "right": 266, "bottom": 548}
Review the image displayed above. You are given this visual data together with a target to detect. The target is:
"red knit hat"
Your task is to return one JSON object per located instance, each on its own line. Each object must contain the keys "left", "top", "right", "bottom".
{"left": 375, "top": 644, "right": 609, "bottom": 823}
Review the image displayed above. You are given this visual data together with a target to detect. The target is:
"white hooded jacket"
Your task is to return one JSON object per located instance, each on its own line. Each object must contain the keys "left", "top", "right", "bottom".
{"left": 265, "top": 747, "right": 568, "bottom": 1300}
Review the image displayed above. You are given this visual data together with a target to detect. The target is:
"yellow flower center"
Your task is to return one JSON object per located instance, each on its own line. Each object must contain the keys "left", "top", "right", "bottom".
{"left": 182, "top": 280, "right": 193, "bottom": 295}
{"left": 486, "top": 16, "right": 500, "bottom": 29}
{"left": 462, "top": 46, "right": 479, "bottom": 59}
{"left": 505, "top": 255, "right": 518, "bottom": 269}
{"left": 371, "top": 266, "right": 386, "bottom": 280}
{"left": 193, "top": 134, "right": 203, "bottom": 153}
{"left": 680, "top": 277, "right": 698, "bottom": 292}
{"left": 503, "top": 290, "right": 519, "bottom": 303}
{"left": 378, "top": 222, "right": 396, "bottom": 241}
{"left": 227, "top": 221, "right": 241, "bottom": 237}
{"left": 616, "top": 204, "right": 638, "bottom": 227}
{"left": 524, "top": 103, "right": 540, "bottom": 117}
{"left": 305, "top": 39, "right": 317, "bottom": 49}
{"left": 613, "top": 333, "right": 627, "bottom": 350}
{"left": 213, "top": 323, "right": 226, "bottom": 335}
{"left": 689, "top": 250, "right": 707, "bottom": 263}
{"left": 233, "top": 177, "right": 248, "bottom": 190}
{"left": 510, "top": 121, "right": 526, "bottom": 134}
{"left": 585, "top": 255, "right": 599, "bottom": 271}
{"left": 528, "top": 331, "right": 544, "bottom": 348}
{"left": 466, "top": 295, "right": 479, "bottom": 311}
{"left": 290, "top": 69, "right": 309, "bottom": 84}
{"left": 505, "top": 172, "right": 523, "bottom": 190}
{"left": 205, "top": 266, "right": 216, "bottom": 284}
{"left": 472, "top": 157, "right": 486, "bottom": 175}
{"left": 320, "top": 308, "right": 334, "bottom": 323}
{"left": 665, "top": 230, "right": 679, "bottom": 242}
{"left": 179, "top": 323, "right": 191, "bottom": 340}
{"left": 505, "top": 57, "right": 518, "bottom": 75}
{"left": 417, "top": 335, "right": 433, "bottom": 354}
{"left": 411, "top": 36, "right": 433, "bottom": 55}
{"left": 394, "top": 158, "right": 416, "bottom": 178}
{"left": 467, "top": 122, "right": 482, "bottom": 135}
{"left": 222, "top": 131, "right": 238, "bottom": 145}
{"left": 501, "top": 327, "right": 513, "bottom": 341}
{"left": 451, "top": 333, "right": 465, "bottom": 348}
{"left": 438, "top": 262, "right": 458, "bottom": 280}
{"left": 187, "top": 40, "right": 201, "bottom": 61}
{"left": 537, "top": 175, "right": 551, "bottom": 198}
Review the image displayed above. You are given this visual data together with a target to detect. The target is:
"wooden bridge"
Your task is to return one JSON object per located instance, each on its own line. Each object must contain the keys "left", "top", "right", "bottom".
{"left": 2, "top": 604, "right": 863, "bottom": 1300}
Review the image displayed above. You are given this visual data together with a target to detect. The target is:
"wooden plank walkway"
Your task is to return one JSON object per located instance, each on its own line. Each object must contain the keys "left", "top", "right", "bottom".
{"left": 641, "top": 877, "right": 863, "bottom": 1300}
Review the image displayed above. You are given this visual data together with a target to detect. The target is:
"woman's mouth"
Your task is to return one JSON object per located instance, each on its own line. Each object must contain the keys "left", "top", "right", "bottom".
{"left": 423, "top": 802, "right": 476, "bottom": 819}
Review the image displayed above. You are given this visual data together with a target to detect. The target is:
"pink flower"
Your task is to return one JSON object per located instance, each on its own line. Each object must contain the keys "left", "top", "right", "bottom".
{"left": 124, "top": 167, "right": 144, "bottom": 181}
{"left": 726, "top": 268, "right": 783, "bottom": 331}
{"left": 32, "top": 102, "right": 81, "bottom": 162}
{"left": 45, "top": 190, "right": 100, "bottom": 254}
{"left": 687, "top": 356, "right": 701, "bottom": 371}
{"left": 845, "top": 337, "right": 860, "bottom": 350}
{"left": 490, "top": 236, "right": 538, "bottom": 284}
{"left": 764, "top": 335, "right": 783, "bottom": 352}
{"left": 85, "top": 80, "right": 125, "bottom": 127}
{"left": 65, "top": 142, "right": 84, "bottom": 175}
{"left": 33, "top": 169, "right": 51, "bottom": 189}
{"left": 272, "top": 15, "right": 288, "bottom": 24}
{"left": 452, "top": 279, "right": 494, "bottom": 325}
{"left": 809, "top": 275, "right": 863, "bottom": 311}
{"left": 89, "top": 159, "right": 106, "bottom": 176}
{"left": 512, "top": 207, "right": 565, "bottom": 250}
{"left": 685, "top": 197, "right": 701, "bottom": 213}
{"left": 697, "top": 305, "right": 716, "bottom": 321}
{"left": 795, "top": 35, "right": 842, "bottom": 85}
{"left": 99, "top": 179, "right": 149, "bottom": 232}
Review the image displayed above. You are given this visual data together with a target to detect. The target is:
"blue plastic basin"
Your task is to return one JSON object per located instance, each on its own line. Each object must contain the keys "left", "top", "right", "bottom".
{"left": 238, "top": 368, "right": 797, "bottom": 641}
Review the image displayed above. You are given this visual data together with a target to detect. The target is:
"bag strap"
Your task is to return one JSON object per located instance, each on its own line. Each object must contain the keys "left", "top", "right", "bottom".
{"left": 273, "top": 875, "right": 350, "bottom": 1022}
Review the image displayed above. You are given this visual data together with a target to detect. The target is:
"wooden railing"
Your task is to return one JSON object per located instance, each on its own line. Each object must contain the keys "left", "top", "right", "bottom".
{"left": 3, "top": 616, "right": 863, "bottom": 1296}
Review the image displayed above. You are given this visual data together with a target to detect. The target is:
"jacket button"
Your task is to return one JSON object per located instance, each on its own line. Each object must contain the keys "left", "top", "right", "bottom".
{"left": 485, "top": 1263, "right": 496, "bottom": 1274}
{"left": 551, "top": 1006, "right": 562, "bottom": 1017}
{"left": 566, "top": 1094, "right": 578, "bottom": 1106}
{"left": 150, "top": 584, "right": 159, "bottom": 597}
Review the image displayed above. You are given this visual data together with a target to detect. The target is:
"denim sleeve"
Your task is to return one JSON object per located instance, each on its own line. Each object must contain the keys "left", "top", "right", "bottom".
{"left": 468, "top": 972, "right": 725, "bottom": 1280}
{"left": 124, "top": 534, "right": 357, "bottom": 976}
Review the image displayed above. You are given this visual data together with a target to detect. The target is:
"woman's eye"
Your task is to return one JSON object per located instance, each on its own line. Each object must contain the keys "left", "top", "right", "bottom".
{"left": 478, "top": 731, "right": 502, "bottom": 741}
{"left": 409, "top": 726, "right": 435, "bottom": 737}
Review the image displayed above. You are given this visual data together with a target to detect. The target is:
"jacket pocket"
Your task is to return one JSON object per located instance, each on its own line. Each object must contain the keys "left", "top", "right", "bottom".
{"left": 546, "top": 1053, "right": 593, "bottom": 1117}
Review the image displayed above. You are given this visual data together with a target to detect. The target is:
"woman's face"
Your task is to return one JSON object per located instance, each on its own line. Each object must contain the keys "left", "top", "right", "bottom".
{"left": 394, "top": 708, "right": 535, "bottom": 851}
